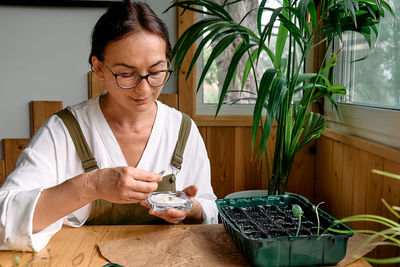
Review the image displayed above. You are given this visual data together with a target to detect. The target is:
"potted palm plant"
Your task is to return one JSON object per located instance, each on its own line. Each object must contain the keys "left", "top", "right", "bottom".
{"left": 166, "top": 0, "right": 393, "bottom": 195}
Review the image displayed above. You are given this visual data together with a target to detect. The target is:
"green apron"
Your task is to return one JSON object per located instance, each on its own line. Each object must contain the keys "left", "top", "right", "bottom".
{"left": 56, "top": 108, "right": 191, "bottom": 225}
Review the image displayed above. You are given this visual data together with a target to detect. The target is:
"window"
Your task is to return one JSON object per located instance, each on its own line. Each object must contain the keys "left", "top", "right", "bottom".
{"left": 328, "top": 1, "right": 400, "bottom": 149}
{"left": 197, "top": 0, "right": 293, "bottom": 115}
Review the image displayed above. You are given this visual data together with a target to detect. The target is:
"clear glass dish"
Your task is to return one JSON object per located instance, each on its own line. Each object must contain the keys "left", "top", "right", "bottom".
{"left": 146, "top": 191, "right": 193, "bottom": 211}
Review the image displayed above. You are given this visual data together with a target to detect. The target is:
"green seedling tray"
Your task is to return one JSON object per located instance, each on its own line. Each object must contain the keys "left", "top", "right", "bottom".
{"left": 216, "top": 194, "right": 352, "bottom": 267}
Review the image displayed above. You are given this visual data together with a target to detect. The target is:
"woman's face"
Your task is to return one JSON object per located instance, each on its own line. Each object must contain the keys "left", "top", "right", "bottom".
{"left": 94, "top": 31, "right": 168, "bottom": 112}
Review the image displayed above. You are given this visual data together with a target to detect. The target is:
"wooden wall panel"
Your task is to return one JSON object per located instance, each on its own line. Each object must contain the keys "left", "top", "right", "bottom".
{"left": 331, "top": 141, "right": 344, "bottom": 219}
{"left": 365, "top": 155, "right": 384, "bottom": 230}
{"left": 30, "top": 101, "right": 63, "bottom": 136}
{"left": 158, "top": 94, "right": 178, "bottom": 109}
{"left": 380, "top": 159, "right": 400, "bottom": 263}
{"left": 177, "top": 6, "right": 196, "bottom": 117}
{"left": 351, "top": 149, "right": 368, "bottom": 229}
{"left": 198, "top": 127, "right": 207, "bottom": 145}
{"left": 206, "top": 127, "right": 235, "bottom": 199}
{"left": 315, "top": 137, "right": 334, "bottom": 213}
{"left": 287, "top": 142, "right": 315, "bottom": 201}
{"left": 261, "top": 127, "right": 277, "bottom": 191}
{"left": 2, "top": 139, "right": 30, "bottom": 177}
{"left": 0, "top": 160, "right": 5, "bottom": 186}
{"left": 316, "top": 132, "right": 400, "bottom": 265}
{"left": 341, "top": 145, "right": 356, "bottom": 222}
{"left": 88, "top": 71, "right": 106, "bottom": 98}
{"left": 233, "top": 127, "right": 263, "bottom": 192}
{"left": 362, "top": 154, "right": 384, "bottom": 259}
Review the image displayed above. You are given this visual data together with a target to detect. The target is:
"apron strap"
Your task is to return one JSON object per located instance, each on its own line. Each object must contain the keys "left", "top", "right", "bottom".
{"left": 56, "top": 108, "right": 191, "bottom": 172}
{"left": 171, "top": 112, "right": 191, "bottom": 170}
{"left": 55, "top": 108, "right": 99, "bottom": 172}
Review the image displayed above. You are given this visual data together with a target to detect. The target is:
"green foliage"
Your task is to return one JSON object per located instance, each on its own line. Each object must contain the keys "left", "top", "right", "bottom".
{"left": 166, "top": 0, "right": 393, "bottom": 194}
{"left": 292, "top": 204, "right": 304, "bottom": 236}
{"left": 313, "top": 202, "right": 325, "bottom": 236}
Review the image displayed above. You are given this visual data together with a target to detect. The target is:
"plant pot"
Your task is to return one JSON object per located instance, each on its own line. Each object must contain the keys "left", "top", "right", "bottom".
{"left": 216, "top": 194, "right": 352, "bottom": 267}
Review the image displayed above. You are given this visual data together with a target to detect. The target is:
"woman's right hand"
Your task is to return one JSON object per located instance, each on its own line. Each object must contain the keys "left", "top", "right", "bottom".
{"left": 85, "top": 167, "right": 162, "bottom": 204}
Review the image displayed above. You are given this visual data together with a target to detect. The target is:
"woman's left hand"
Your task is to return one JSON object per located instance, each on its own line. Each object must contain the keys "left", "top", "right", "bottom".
{"left": 140, "top": 185, "right": 203, "bottom": 224}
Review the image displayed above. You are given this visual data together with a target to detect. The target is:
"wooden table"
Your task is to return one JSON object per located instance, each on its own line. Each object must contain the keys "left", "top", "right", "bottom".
{"left": 0, "top": 225, "right": 371, "bottom": 266}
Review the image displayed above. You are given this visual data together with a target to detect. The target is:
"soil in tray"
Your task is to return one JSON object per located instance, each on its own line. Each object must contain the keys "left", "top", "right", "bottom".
{"left": 221, "top": 204, "right": 336, "bottom": 239}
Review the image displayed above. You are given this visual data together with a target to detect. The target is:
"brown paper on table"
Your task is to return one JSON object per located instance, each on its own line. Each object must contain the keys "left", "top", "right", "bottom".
{"left": 334, "top": 233, "right": 380, "bottom": 267}
{"left": 98, "top": 225, "right": 376, "bottom": 267}
{"left": 98, "top": 224, "right": 249, "bottom": 267}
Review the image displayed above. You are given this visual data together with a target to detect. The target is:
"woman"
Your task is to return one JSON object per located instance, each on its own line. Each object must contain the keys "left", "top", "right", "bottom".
{"left": 0, "top": 0, "right": 218, "bottom": 251}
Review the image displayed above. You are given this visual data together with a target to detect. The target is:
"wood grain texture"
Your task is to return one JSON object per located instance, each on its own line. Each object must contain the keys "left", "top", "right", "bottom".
{"left": 194, "top": 115, "right": 254, "bottom": 127}
{"left": 177, "top": 4, "right": 196, "bottom": 116}
{"left": 323, "top": 129, "right": 400, "bottom": 164}
{"left": 317, "top": 133, "right": 400, "bottom": 264}
{"left": 332, "top": 141, "right": 344, "bottom": 219}
{"left": 365, "top": 154, "right": 383, "bottom": 234}
{"left": 341, "top": 145, "right": 356, "bottom": 221}
{"left": 0, "top": 160, "right": 5, "bottom": 186}
{"left": 0, "top": 225, "right": 184, "bottom": 266}
{"left": 158, "top": 94, "right": 178, "bottom": 109}
{"left": 206, "top": 127, "right": 235, "bottom": 199}
{"left": 379, "top": 159, "right": 400, "bottom": 264}
{"left": 262, "top": 126, "right": 277, "bottom": 191}
{"left": 314, "top": 136, "right": 334, "bottom": 214}
{"left": 88, "top": 71, "right": 106, "bottom": 98}
{"left": 198, "top": 126, "right": 207, "bottom": 145}
{"left": 351, "top": 149, "right": 368, "bottom": 230}
{"left": 287, "top": 142, "right": 315, "bottom": 201}
{"left": 0, "top": 225, "right": 371, "bottom": 267}
{"left": 29, "top": 101, "right": 63, "bottom": 136}
{"left": 2, "top": 138, "right": 30, "bottom": 178}
{"left": 233, "top": 127, "right": 263, "bottom": 192}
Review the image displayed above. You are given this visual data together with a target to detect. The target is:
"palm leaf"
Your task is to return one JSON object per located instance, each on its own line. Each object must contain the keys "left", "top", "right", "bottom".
{"left": 168, "top": 0, "right": 234, "bottom": 22}
{"left": 257, "top": 0, "right": 267, "bottom": 36}
{"left": 185, "top": 24, "right": 231, "bottom": 80}
{"left": 257, "top": 7, "right": 284, "bottom": 60}
{"left": 196, "top": 33, "right": 239, "bottom": 93}
{"left": 274, "top": 23, "right": 289, "bottom": 70}
{"left": 171, "top": 18, "right": 222, "bottom": 73}
{"left": 299, "top": 112, "right": 326, "bottom": 149}
{"left": 298, "top": 0, "right": 312, "bottom": 35}
{"left": 251, "top": 68, "right": 278, "bottom": 149}
{"left": 186, "top": 24, "right": 245, "bottom": 80}
{"left": 241, "top": 48, "right": 259, "bottom": 92}
{"left": 256, "top": 78, "right": 287, "bottom": 157}
{"left": 216, "top": 42, "right": 256, "bottom": 115}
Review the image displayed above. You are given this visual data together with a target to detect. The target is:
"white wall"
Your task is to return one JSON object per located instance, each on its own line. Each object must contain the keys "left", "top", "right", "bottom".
{"left": 0, "top": 2, "right": 177, "bottom": 158}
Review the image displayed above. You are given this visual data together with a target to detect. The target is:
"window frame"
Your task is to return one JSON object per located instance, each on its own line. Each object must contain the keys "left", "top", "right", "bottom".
{"left": 324, "top": 33, "right": 400, "bottom": 150}
{"left": 177, "top": 6, "right": 254, "bottom": 126}
{"left": 177, "top": 4, "right": 400, "bottom": 148}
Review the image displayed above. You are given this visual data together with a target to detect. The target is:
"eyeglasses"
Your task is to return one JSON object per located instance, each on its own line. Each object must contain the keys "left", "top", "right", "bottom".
{"left": 102, "top": 61, "right": 173, "bottom": 89}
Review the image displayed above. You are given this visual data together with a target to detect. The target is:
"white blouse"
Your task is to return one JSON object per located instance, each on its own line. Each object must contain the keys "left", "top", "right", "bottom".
{"left": 0, "top": 96, "right": 218, "bottom": 251}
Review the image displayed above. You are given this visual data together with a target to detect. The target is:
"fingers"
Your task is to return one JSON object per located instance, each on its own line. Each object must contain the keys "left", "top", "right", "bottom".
{"left": 126, "top": 167, "right": 162, "bottom": 183}
{"left": 124, "top": 191, "right": 151, "bottom": 202}
{"left": 118, "top": 167, "right": 162, "bottom": 194}
{"left": 93, "top": 167, "right": 164, "bottom": 203}
{"left": 149, "top": 208, "right": 190, "bottom": 224}
{"left": 183, "top": 185, "right": 198, "bottom": 199}
{"left": 130, "top": 179, "right": 159, "bottom": 194}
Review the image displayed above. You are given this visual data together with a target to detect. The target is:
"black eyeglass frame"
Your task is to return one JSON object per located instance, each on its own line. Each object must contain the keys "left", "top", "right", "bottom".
{"left": 102, "top": 61, "right": 173, "bottom": 89}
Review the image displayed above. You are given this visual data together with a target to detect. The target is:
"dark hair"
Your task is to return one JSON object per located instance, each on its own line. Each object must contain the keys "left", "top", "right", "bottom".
{"left": 89, "top": 0, "right": 171, "bottom": 66}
